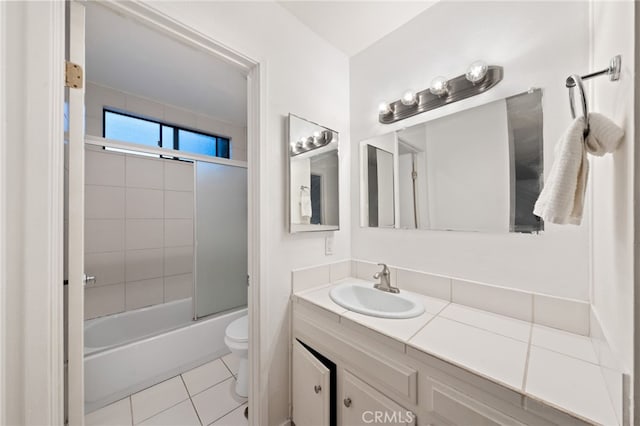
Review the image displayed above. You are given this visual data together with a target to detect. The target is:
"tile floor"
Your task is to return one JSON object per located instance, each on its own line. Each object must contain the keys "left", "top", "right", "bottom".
{"left": 85, "top": 353, "right": 247, "bottom": 426}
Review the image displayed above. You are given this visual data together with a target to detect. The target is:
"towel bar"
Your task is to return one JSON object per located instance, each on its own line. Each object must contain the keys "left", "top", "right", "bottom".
{"left": 565, "top": 55, "right": 621, "bottom": 137}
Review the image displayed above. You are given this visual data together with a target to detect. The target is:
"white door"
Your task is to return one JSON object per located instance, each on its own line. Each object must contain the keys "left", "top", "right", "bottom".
{"left": 341, "top": 370, "right": 415, "bottom": 426}
{"left": 292, "top": 340, "right": 331, "bottom": 426}
{"left": 66, "top": 1, "right": 86, "bottom": 424}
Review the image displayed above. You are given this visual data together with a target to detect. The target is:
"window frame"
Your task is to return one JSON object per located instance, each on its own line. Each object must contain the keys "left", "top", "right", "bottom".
{"left": 102, "top": 108, "right": 231, "bottom": 159}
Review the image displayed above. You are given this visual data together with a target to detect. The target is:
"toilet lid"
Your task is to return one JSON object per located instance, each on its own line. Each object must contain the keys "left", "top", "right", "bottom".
{"left": 226, "top": 315, "right": 248, "bottom": 343}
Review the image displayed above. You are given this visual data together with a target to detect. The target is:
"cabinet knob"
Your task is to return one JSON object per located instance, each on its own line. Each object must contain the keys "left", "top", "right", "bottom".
{"left": 343, "top": 397, "right": 352, "bottom": 407}
{"left": 314, "top": 385, "right": 322, "bottom": 394}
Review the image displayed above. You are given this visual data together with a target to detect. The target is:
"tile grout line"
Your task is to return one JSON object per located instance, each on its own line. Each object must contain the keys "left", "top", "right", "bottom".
{"left": 521, "top": 322, "right": 534, "bottom": 391}
{"left": 181, "top": 374, "right": 204, "bottom": 426}
{"left": 220, "top": 356, "right": 236, "bottom": 378}
{"left": 405, "top": 301, "right": 451, "bottom": 343}
{"left": 206, "top": 401, "right": 246, "bottom": 426}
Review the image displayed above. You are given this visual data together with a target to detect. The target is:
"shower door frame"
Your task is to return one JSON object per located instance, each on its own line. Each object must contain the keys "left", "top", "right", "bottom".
{"left": 65, "top": 2, "right": 268, "bottom": 425}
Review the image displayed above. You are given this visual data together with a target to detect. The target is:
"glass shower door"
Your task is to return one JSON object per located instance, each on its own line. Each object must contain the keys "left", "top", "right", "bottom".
{"left": 194, "top": 161, "right": 248, "bottom": 319}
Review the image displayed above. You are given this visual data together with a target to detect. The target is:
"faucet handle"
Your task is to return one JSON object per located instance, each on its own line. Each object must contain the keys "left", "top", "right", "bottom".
{"left": 373, "top": 272, "right": 381, "bottom": 279}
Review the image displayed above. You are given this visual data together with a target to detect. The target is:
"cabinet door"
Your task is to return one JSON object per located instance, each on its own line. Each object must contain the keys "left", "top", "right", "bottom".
{"left": 293, "top": 340, "right": 331, "bottom": 426}
{"left": 341, "top": 370, "right": 416, "bottom": 426}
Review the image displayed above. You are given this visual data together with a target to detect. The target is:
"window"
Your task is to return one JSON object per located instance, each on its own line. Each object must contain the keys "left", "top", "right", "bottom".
{"left": 103, "top": 109, "right": 231, "bottom": 159}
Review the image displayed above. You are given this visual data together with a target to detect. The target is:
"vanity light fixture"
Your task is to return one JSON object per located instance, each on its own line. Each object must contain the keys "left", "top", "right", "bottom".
{"left": 378, "top": 61, "right": 503, "bottom": 124}
{"left": 290, "top": 129, "right": 337, "bottom": 156}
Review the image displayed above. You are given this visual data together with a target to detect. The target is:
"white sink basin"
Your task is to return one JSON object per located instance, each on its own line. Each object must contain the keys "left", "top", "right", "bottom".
{"left": 329, "top": 280, "right": 425, "bottom": 319}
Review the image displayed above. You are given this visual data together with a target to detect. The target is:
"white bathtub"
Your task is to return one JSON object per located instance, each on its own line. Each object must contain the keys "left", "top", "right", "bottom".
{"left": 84, "top": 298, "right": 246, "bottom": 413}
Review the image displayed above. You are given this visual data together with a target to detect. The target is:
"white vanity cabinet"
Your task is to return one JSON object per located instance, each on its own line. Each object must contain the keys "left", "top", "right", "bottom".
{"left": 292, "top": 298, "right": 591, "bottom": 426}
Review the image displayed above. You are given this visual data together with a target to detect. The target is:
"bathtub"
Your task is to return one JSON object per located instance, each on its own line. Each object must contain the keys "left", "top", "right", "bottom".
{"left": 84, "top": 298, "right": 247, "bottom": 413}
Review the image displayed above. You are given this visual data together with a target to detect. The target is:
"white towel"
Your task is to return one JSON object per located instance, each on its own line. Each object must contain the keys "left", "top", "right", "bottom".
{"left": 300, "top": 188, "right": 312, "bottom": 223}
{"left": 533, "top": 113, "right": 624, "bottom": 225}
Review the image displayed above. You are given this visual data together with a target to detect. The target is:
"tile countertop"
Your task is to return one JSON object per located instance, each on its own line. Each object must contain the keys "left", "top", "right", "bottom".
{"left": 293, "top": 278, "right": 619, "bottom": 426}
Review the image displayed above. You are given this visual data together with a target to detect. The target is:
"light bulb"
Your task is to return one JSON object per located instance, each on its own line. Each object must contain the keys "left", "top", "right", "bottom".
{"left": 378, "top": 101, "right": 392, "bottom": 115}
{"left": 429, "top": 76, "right": 449, "bottom": 96}
{"left": 401, "top": 90, "right": 417, "bottom": 106}
{"left": 465, "top": 60, "right": 488, "bottom": 83}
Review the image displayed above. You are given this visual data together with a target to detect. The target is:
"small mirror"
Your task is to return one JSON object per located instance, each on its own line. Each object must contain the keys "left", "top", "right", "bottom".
{"left": 288, "top": 114, "right": 339, "bottom": 233}
{"left": 360, "top": 89, "right": 544, "bottom": 233}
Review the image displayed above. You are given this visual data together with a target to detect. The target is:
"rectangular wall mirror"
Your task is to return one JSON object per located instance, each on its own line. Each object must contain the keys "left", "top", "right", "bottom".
{"left": 288, "top": 114, "right": 340, "bottom": 233}
{"left": 360, "top": 89, "right": 544, "bottom": 233}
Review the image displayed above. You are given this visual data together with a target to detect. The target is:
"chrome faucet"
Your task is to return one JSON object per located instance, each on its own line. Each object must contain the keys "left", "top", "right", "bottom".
{"left": 373, "top": 263, "right": 399, "bottom": 293}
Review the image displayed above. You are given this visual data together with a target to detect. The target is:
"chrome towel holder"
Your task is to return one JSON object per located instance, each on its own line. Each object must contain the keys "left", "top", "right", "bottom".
{"left": 566, "top": 54, "right": 621, "bottom": 136}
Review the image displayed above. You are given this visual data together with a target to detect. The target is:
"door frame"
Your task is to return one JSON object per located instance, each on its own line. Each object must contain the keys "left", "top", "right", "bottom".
{"left": 65, "top": 1, "right": 268, "bottom": 424}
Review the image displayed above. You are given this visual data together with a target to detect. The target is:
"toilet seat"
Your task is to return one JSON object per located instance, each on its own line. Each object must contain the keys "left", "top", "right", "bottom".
{"left": 225, "top": 315, "right": 248, "bottom": 344}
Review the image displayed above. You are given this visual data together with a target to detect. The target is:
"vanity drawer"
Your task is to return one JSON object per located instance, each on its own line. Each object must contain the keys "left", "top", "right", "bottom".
{"left": 423, "top": 377, "right": 527, "bottom": 426}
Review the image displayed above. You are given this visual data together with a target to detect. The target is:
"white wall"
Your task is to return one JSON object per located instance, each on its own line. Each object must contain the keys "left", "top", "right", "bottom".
{"left": 589, "top": 0, "right": 636, "bottom": 401}
{"left": 351, "top": 1, "right": 591, "bottom": 300}
{"left": 143, "top": 2, "right": 351, "bottom": 424}
{"left": 85, "top": 82, "right": 248, "bottom": 161}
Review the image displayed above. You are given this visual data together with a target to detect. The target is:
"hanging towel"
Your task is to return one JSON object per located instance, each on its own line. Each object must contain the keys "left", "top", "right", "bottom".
{"left": 533, "top": 112, "right": 624, "bottom": 225}
{"left": 300, "top": 187, "right": 312, "bottom": 224}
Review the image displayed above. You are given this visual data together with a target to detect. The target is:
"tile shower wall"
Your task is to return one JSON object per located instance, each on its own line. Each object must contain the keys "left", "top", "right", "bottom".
{"left": 84, "top": 148, "right": 194, "bottom": 320}
{"left": 85, "top": 82, "right": 248, "bottom": 161}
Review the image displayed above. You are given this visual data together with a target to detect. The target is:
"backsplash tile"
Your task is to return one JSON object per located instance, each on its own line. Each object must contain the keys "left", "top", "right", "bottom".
{"left": 452, "top": 279, "right": 533, "bottom": 322}
{"left": 396, "top": 268, "right": 451, "bottom": 301}
{"left": 329, "top": 260, "right": 351, "bottom": 282}
{"left": 533, "top": 294, "right": 589, "bottom": 336}
{"left": 292, "top": 264, "right": 331, "bottom": 293}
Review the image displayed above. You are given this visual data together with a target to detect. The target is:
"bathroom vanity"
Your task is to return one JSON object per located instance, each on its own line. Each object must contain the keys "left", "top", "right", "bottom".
{"left": 291, "top": 275, "right": 618, "bottom": 426}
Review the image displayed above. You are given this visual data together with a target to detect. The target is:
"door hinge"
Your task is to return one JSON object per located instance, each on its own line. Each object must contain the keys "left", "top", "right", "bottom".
{"left": 65, "top": 61, "right": 83, "bottom": 89}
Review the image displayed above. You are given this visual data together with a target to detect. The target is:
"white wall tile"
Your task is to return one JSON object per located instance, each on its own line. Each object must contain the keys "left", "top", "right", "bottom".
{"left": 291, "top": 265, "right": 331, "bottom": 292}
{"left": 165, "top": 161, "right": 194, "bottom": 191}
{"left": 86, "top": 150, "right": 125, "bottom": 187}
{"left": 164, "top": 246, "right": 194, "bottom": 276}
{"left": 125, "top": 248, "right": 164, "bottom": 282}
{"left": 126, "top": 278, "right": 164, "bottom": 310}
{"left": 126, "top": 156, "right": 163, "bottom": 190}
{"left": 125, "top": 219, "right": 164, "bottom": 250}
{"left": 85, "top": 283, "right": 125, "bottom": 320}
{"left": 329, "top": 260, "right": 351, "bottom": 282}
{"left": 85, "top": 251, "right": 125, "bottom": 287}
{"left": 164, "top": 191, "right": 193, "bottom": 219}
{"left": 164, "top": 274, "right": 193, "bottom": 302}
{"left": 396, "top": 269, "right": 451, "bottom": 300}
{"left": 125, "top": 95, "right": 164, "bottom": 121}
{"left": 85, "top": 185, "right": 125, "bottom": 219}
{"left": 85, "top": 220, "right": 125, "bottom": 253}
{"left": 126, "top": 188, "right": 164, "bottom": 219}
{"left": 164, "top": 219, "right": 193, "bottom": 247}
{"left": 533, "top": 294, "right": 590, "bottom": 335}
{"left": 451, "top": 279, "right": 533, "bottom": 322}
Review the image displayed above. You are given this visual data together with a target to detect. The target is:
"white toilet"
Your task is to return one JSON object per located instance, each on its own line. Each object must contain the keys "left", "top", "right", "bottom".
{"left": 224, "top": 314, "right": 249, "bottom": 397}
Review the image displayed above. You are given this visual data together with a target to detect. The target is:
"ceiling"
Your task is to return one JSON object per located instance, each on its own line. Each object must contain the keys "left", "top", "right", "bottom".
{"left": 278, "top": 1, "right": 436, "bottom": 57}
{"left": 85, "top": 3, "right": 247, "bottom": 126}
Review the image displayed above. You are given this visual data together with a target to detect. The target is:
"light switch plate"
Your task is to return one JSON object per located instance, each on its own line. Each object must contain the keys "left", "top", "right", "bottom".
{"left": 325, "top": 235, "right": 334, "bottom": 255}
